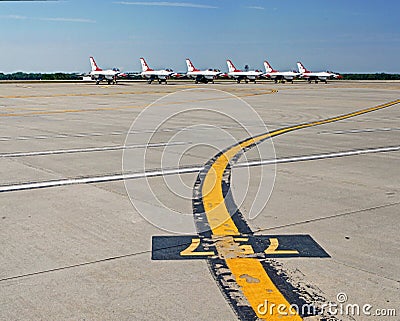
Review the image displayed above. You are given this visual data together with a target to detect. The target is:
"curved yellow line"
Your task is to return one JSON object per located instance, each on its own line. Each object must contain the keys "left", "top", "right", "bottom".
{"left": 202, "top": 99, "right": 399, "bottom": 320}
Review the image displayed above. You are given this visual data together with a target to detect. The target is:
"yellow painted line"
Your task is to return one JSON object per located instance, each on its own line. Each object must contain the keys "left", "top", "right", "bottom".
{"left": 0, "top": 85, "right": 205, "bottom": 99}
{"left": 0, "top": 89, "right": 277, "bottom": 117}
{"left": 0, "top": 87, "right": 275, "bottom": 100}
{"left": 1, "top": 91, "right": 164, "bottom": 99}
{"left": 180, "top": 239, "right": 215, "bottom": 257}
{"left": 0, "top": 105, "right": 144, "bottom": 117}
{"left": 202, "top": 99, "right": 399, "bottom": 319}
{"left": 226, "top": 258, "right": 301, "bottom": 320}
{"left": 203, "top": 136, "right": 269, "bottom": 235}
{"left": 265, "top": 238, "right": 299, "bottom": 255}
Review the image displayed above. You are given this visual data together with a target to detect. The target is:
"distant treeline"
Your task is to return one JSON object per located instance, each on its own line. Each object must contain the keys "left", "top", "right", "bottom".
{"left": 1, "top": 72, "right": 400, "bottom": 81}
{"left": 0, "top": 72, "right": 81, "bottom": 80}
{"left": 341, "top": 73, "right": 400, "bottom": 80}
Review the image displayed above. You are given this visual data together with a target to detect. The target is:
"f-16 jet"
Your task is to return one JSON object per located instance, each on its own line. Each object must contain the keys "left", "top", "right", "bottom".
{"left": 226, "top": 60, "right": 263, "bottom": 83}
{"left": 185, "top": 58, "right": 221, "bottom": 83}
{"left": 297, "top": 61, "right": 342, "bottom": 83}
{"left": 89, "top": 57, "right": 124, "bottom": 85}
{"left": 263, "top": 60, "right": 300, "bottom": 83}
{"left": 140, "top": 58, "right": 174, "bottom": 84}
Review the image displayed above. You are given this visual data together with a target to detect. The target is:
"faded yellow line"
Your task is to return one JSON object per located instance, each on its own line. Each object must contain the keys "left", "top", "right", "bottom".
{"left": 3, "top": 84, "right": 271, "bottom": 100}
{"left": 0, "top": 89, "right": 277, "bottom": 117}
{"left": 0, "top": 105, "right": 144, "bottom": 117}
{"left": 202, "top": 99, "right": 399, "bottom": 319}
{"left": 0, "top": 85, "right": 200, "bottom": 99}
{"left": 1, "top": 91, "right": 143, "bottom": 99}
{"left": 2, "top": 88, "right": 275, "bottom": 100}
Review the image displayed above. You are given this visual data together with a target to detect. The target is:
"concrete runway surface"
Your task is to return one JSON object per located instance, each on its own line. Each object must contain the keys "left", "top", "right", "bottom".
{"left": 0, "top": 81, "right": 399, "bottom": 320}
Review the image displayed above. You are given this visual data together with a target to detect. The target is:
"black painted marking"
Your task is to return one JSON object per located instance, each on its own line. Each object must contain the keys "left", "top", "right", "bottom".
{"left": 152, "top": 236, "right": 213, "bottom": 260}
{"left": 222, "top": 163, "right": 254, "bottom": 236}
{"left": 189, "top": 129, "right": 331, "bottom": 319}
{"left": 207, "top": 257, "right": 258, "bottom": 321}
{"left": 186, "top": 101, "right": 399, "bottom": 320}
{"left": 257, "top": 259, "right": 316, "bottom": 318}
{"left": 152, "top": 235, "right": 330, "bottom": 260}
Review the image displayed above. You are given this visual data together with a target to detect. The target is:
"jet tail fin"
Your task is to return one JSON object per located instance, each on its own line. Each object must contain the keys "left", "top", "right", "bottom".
{"left": 140, "top": 58, "right": 153, "bottom": 72}
{"left": 264, "top": 61, "right": 276, "bottom": 73}
{"left": 227, "top": 60, "right": 239, "bottom": 73}
{"left": 297, "top": 61, "right": 310, "bottom": 73}
{"left": 90, "top": 57, "right": 102, "bottom": 72}
{"left": 186, "top": 58, "right": 199, "bottom": 72}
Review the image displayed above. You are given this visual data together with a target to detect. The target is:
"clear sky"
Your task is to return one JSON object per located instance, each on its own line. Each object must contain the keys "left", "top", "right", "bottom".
{"left": 0, "top": 0, "right": 399, "bottom": 73}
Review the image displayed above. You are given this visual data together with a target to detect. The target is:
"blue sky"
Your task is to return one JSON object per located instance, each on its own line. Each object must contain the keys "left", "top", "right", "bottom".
{"left": 0, "top": 0, "right": 399, "bottom": 73}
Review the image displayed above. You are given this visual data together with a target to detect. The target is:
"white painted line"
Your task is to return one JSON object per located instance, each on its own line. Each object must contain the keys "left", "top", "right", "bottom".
{"left": 0, "top": 141, "right": 188, "bottom": 158}
{"left": 319, "top": 127, "right": 400, "bottom": 135}
{"left": 0, "top": 145, "right": 398, "bottom": 193}
{"left": 0, "top": 132, "right": 125, "bottom": 142}
{"left": 0, "top": 166, "right": 204, "bottom": 193}
{"left": 238, "top": 145, "right": 400, "bottom": 168}
{"left": 0, "top": 126, "right": 270, "bottom": 142}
